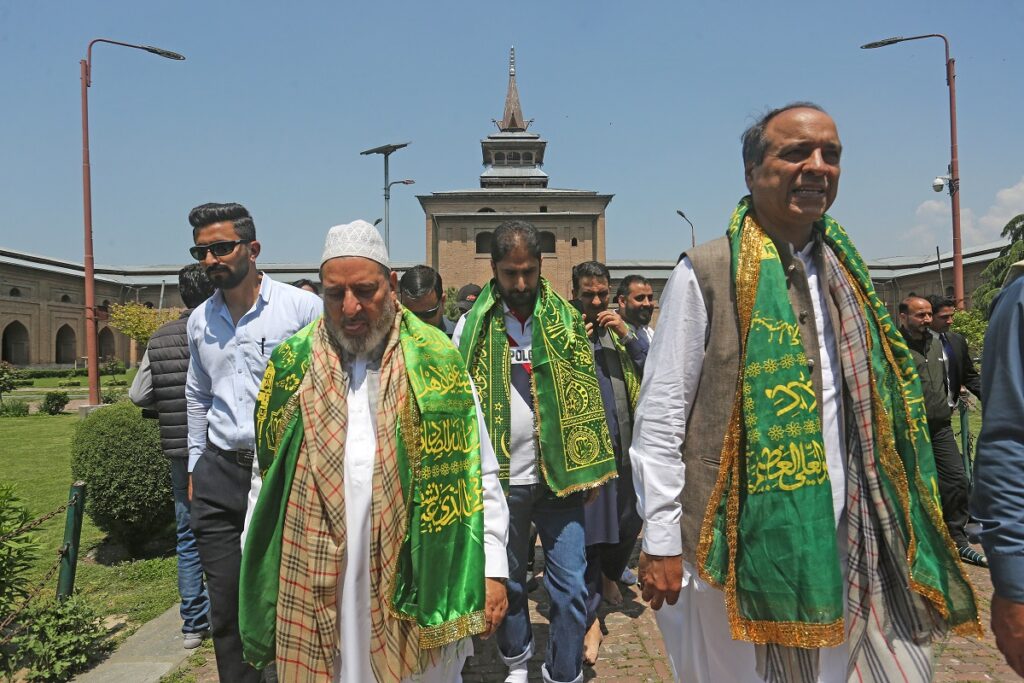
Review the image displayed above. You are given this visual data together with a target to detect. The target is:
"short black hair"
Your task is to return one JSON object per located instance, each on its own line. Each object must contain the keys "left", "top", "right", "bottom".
{"left": 491, "top": 220, "right": 541, "bottom": 263}
{"left": 399, "top": 265, "right": 443, "bottom": 300}
{"left": 927, "top": 294, "right": 955, "bottom": 312}
{"left": 615, "top": 274, "right": 650, "bottom": 301}
{"left": 741, "top": 102, "right": 827, "bottom": 168}
{"left": 292, "top": 278, "right": 320, "bottom": 295}
{"left": 571, "top": 261, "right": 610, "bottom": 293}
{"left": 178, "top": 263, "right": 215, "bottom": 308}
{"left": 188, "top": 202, "right": 256, "bottom": 241}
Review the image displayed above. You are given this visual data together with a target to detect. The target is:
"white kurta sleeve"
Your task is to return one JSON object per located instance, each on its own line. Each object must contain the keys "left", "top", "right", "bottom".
{"left": 629, "top": 257, "right": 708, "bottom": 557}
{"left": 240, "top": 455, "right": 263, "bottom": 551}
{"left": 470, "top": 379, "right": 509, "bottom": 579}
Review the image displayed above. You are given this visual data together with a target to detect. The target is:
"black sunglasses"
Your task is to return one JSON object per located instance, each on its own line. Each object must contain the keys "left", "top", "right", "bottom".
{"left": 410, "top": 302, "right": 442, "bottom": 320}
{"left": 189, "top": 239, "right": 250, "bottom": 261}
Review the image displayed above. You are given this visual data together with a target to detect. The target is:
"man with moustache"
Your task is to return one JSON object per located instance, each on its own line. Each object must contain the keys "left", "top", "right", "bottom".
{"left": 239, "top": 220, "right": 508, "bottom": 682}
{"left": 571, "top": 261, "right": 647, "bottom": 665}
{"left": 454, "top": 220, "right": 617, "bottom": 683}
{"left": 631, "top": 103, "right": 979, "bottom": 682}
{"left": 615, "top": 274, "right": 656, "bottom": 343}
{"left": 185, "top": 202, "right": 321, "bottom": 682}
{"left": 900, "top": 295, "right": 987, "bottom": 567}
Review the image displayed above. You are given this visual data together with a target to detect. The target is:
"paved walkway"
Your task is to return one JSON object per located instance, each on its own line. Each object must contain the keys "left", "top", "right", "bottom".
{"left": 147, "top": 552, "right": 1012, "bottom": 682}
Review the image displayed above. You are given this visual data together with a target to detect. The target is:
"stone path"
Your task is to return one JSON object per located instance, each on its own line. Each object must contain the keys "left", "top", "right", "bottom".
{"left": 160, "top": 550, "right": 1016, "bottom": 682}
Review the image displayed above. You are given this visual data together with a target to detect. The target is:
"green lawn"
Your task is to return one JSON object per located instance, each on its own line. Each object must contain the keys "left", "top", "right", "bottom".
{"left": 0, "top": 413, "right": 177, "bottom": 631}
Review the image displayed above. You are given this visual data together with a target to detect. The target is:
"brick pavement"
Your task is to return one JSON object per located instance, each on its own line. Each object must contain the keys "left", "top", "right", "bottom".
{"left": 165, "top": 551, "right": 1014, "bottom": 682}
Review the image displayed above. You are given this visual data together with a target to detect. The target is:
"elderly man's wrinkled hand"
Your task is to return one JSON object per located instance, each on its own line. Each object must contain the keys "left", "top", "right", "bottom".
{"left": 638, "top": 551, "right": 683, "bottom": 611}
{"left": 992, "top": 593, "right": 1024, "bottom": 677}
{"left": 481, "top": 578, "right": 508, "bottom": 639}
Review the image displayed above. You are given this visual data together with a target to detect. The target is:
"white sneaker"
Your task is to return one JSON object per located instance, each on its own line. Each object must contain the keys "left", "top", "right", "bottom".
{"left": 505, "top": 662, "right": 528, "bottom": 683}
{"left": 183, "top": 630, "right": 207, "bottom": 649}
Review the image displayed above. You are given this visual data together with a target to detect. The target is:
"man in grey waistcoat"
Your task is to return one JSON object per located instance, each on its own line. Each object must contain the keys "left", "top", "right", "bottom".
{"left": 629, "top": 102, "right": 978, "bottom": 683}
{"left": 130, "top": 263, "right": 215, "bottom": 648}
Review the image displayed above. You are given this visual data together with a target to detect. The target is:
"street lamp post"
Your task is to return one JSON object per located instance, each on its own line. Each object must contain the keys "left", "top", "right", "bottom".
{"left": 861, "top": 33, "right": 964, "bottom": 309}
{"left": 81, "top": 39, "right": 184, "bottom": 406}
{"left": 676, "top": 210, "right": 696, "bottom": 248}
{"left": 360, "top": 142, "right": 411, "bottom": 255}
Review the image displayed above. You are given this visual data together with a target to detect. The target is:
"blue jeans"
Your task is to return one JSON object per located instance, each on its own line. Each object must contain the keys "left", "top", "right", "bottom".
{"left": 170, "top": 458, "right": 210, "bottom": 634}
{"left": 497, "top": 484, "right": 586, "bottom": 683}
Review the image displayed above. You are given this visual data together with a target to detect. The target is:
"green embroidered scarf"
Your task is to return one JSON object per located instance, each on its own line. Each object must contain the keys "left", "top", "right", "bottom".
{"left": 698, "top": 197, "right": 978, "bottom": 646}
{"left": 240, "top": 310, "right": 486, "bottom": 668}
{"left": 458, "top": 277, "right": 617, "bottom": 496}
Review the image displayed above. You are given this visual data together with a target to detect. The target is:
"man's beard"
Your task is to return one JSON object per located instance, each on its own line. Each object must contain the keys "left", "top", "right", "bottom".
{"left": 325, "top": 296, "right": 396, "bottom": 358}
{"left": 497, "top": 284, "right": 537, "bottom": 312}
{"left": 631, "top": 306, "right": 653, "bottom": 326}
{"left": 206, "top": 260, "right": 249, "bottom": 290}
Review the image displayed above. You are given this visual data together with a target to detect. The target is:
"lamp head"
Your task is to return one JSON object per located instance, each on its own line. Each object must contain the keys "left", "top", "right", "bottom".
{"left": 861, "top": 37, "right": 905, "bottom": 49}
{"left": 142, "top": 45, "right": 186, "bottom": 60}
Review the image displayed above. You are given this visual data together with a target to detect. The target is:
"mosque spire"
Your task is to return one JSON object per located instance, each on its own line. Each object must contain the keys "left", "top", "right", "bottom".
{"left": 498, "top": 46, "right": 529, "bottom": 132}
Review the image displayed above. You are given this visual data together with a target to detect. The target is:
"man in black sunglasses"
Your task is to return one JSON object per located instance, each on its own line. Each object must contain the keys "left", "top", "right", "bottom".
{"left": 399, "top": 264, "right": 456, "bottom": 337}
{"left": 184, "top": 202, "right": 321, "bottom": 682}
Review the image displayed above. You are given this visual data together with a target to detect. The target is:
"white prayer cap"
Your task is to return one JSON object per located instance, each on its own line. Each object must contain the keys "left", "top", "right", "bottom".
{"left": 320, "top": 220, "right": 389, "bottom": 268}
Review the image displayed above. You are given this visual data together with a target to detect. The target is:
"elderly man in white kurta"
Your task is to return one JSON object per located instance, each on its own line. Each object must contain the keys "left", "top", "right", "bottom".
{"left": 630, "top": 104, "right": 978, "bottom": 683}
{"left": 239, "top": 220, "right": 509, "bottom": 683}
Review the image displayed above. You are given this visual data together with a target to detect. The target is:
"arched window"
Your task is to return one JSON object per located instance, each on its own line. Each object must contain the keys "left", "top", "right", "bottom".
{"left": 571, "top": 237, "right": 579, "bottom": 247}
{"left": 98, "top": 327, "right": 116, "bottom": 360}
{"left": 55, "top": 324, "right": 76, "bottom": 364}
{"left": 476, "top": 231, "right": 493, "bottom": 255}
{"left": 523, "top": 152, "right": 534, "bottom": 164}
{"left": 2, "top": 320, "right": 30, "bottom": 366}
{"left": 8, "top": 287, "right": 21, "bottom": 297}
{"left": 508, "top": 151, "right": 521, "bottom": 164}
{"left": 494, "top": 152, "right": 506, "bottom": 165}
{"left": 60, "top": 294, "right": 72, "bottom": 303}
{"left": 539, "top": 231, "right": 556, "bottom": 253}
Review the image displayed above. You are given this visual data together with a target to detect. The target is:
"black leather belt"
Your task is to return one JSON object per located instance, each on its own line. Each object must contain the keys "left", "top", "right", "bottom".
{"left": 209, "top": 445, "right": 254, "bottom": 468}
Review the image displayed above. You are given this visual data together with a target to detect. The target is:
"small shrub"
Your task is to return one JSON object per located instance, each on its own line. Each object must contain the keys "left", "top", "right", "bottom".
{"left": 12, "top": 379, "right": 34, "bottom": 387}
{"left": 0, "top": 360, "right": 18, "bottom": 403}
{"left": 41, "top": 391, "right": 70, "bottom": 415}
{"left": 0, "top": 399, "right": 30, "bottom": 417}
{"left": 100, "top": 388, "right": 127, "bottom": 404}
{"left": 4, "top": 595, "right": 110, "bottom": 682}
{"left": 56, "top": 380, "right": 81, "bottom": 388}
{"left": 71, "top": 403, "right": 172, "bottom": 549}
{"left": 104, "top": 379, "right": 128, "bottom": 387}
{"left": 0, "top": 483, "right": 37, "bottom": 618}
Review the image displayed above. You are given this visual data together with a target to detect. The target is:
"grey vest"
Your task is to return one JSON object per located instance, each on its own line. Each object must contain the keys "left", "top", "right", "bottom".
{"left": 679, "top": 234, "right": 840, "bottom": 562}
{"left": 147, "top": 312, "right": 191, "bottom": 459}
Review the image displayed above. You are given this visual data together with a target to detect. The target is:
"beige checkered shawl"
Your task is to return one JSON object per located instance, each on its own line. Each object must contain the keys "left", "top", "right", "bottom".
{"left": 275, "top": 318, "right": 438, "bottom": 682}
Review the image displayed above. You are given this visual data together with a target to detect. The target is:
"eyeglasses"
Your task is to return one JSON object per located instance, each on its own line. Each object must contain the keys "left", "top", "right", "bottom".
{"left": 189, "top": 240, "right": 250, "bottom": 261}
{"left": 409, "top": 302, "right": 442, "bottom": 320}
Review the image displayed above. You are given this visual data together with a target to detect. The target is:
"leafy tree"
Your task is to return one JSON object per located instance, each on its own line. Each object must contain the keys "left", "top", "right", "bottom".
{"left": 0, "top": 360, "right": 18, "bottom": 405}
{"left": 972, "top": 213, "right": 1024, "bottom": 317}
{"left": 950, "top": 308, "right": 987, "bottom": 361}
{"left": 106, "top": 302, "right": 180, "bottom": 348}
{"left": 444, "top": 286, "right": 461, "bottom": 322}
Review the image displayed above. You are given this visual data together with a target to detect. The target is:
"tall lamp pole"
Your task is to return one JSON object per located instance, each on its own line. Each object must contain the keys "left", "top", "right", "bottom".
{"left": 360, "top": 142, "right": 411, "bottom": 254}
{"left": 676, "top": 210, "right": 696, "bottom": 248}
{"left": 861, "top": 33, "right": 964, "bottom": 309}
{"left": 81, "top": 39, "right": 184, "bottom": 405}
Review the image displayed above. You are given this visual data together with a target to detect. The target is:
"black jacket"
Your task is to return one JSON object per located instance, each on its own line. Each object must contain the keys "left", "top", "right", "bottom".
{"left": 145, "top": 311, "right": 191, "bottom": 459}
{"left": 943, "top": 330, "right": 982, "bottom": 402}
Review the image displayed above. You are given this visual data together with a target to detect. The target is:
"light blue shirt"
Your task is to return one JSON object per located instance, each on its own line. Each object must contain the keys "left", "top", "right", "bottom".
{"left": 185, "top": 274, "right": 322, "bottom": 471}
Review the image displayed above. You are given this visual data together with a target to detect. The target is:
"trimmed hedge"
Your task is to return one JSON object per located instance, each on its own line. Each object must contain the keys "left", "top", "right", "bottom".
{"left": 18, "top": 368, "right": 90, "bottom": 379}
{"left": 11, "top": 379, "right": 34, "bottom": 387}
{"left": 71, "top": 403, "right": 172, "bottom": 549}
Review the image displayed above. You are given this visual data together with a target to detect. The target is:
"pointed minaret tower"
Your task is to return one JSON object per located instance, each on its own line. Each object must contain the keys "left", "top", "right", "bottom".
{"left": 480, "top": 47, "right": 549, "bottom": 188}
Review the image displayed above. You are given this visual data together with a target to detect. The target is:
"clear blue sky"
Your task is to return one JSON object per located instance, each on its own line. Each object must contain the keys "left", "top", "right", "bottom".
{"left": 2, "top": 0, "right": 1022, "bottom": 267}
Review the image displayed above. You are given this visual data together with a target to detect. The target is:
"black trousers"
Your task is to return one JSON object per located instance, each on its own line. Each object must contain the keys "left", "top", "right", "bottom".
{"left": 930, "top": 420, "right": 970, "bottom": 547}
{"left": 190, "top": 448, "right": 262, "bottom": 683}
